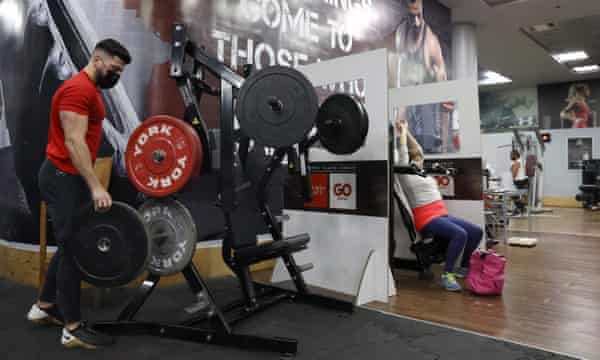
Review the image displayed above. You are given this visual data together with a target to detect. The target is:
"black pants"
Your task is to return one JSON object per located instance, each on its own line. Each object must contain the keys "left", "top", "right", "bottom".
{"left": 38, "top": 159, "right": 90, "bottom": 323}
{"left": 513, "top": 179, "right": 529, "bottom": 212}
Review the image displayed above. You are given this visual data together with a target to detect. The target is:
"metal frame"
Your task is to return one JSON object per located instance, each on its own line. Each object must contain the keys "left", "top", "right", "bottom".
{"left": 512, "top": 128, "right": 553, "bottom": 219}
{"left": 92, "top": 23, "right": 353, "bottom": 355}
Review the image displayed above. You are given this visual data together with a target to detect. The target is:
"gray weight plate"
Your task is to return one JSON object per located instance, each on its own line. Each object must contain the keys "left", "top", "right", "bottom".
{"left": 139, "top": 198, "right": 197, "bottom": 276}
{"left": 71, "top": 201, "right": 151, "bottom": 288}
{"left": 236, "top": 65, "right": 318, "bottom": 148}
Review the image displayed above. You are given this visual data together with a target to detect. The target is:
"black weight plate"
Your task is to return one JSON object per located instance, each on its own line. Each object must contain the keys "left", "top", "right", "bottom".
{"left": 356, "top": 97, "right": 370, "bottom": 141}
{"left": 70, "top": 201, "right": 150, "bottom": 288}
{"left": 139, "top": 198, "right": 197, "bottom": 276}
{"left": 237, "top": 65, "right": 318, "bottom": 148}
{"left": 316, "top": 94, "right": 369, "bottom": 155}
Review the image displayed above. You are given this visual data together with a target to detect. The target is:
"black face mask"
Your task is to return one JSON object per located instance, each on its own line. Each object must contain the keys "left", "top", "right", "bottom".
{"left": 407, "top": 16, "right": 422, "bottom": 42}
{"left": 96, "top": 70, "right": 120, "bottom": 89}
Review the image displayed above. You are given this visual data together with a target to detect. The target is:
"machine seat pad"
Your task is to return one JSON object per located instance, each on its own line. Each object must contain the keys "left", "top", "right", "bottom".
{"left": 234, "top": 233, "right": 310, "bottom": 264}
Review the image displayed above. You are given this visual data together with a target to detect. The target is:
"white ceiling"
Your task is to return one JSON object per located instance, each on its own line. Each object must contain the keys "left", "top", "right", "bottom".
{"left": 438, "top": 0, "right": 600, "bottom": 91}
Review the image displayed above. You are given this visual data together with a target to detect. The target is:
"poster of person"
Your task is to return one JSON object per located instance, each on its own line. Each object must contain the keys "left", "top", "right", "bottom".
{"left": 387, "top": 0, "right": 455, "bottom": 154}
{"left": 0, "top": 0, "right": 451, "bottom": 244}
{"left": 392, "top": 102, "right": 459, "bottom": 155}
{"left": 388, "top": 0, "right": 452, "bottom": 88}
{"left": 568, "top": 137, "right": 593, "bottom": 170}
{"left": 538, "top": 80, "right": 600, "bottom": 129}
{"left": 479, "top": 87, "right": 538, "bottom": 133}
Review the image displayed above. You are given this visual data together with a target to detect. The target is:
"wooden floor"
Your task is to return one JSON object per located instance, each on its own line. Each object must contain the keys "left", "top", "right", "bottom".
{"left": 368, "top": 208, "right": 600, "bottom": 360}
{"left": 509, "top": 207, "right": 600, "bottom": 238}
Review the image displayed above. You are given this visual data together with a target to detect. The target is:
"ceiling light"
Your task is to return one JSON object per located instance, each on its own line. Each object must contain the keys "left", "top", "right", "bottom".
{"left": 572, "top": 65, "right": 600, "bottom": 74}
{"left": 482, "top": 0, "right": 521, "bottom": 7}
{"left": 529, "top": 23, "right": 558, "bottom": 33}
{"left": 552, "top": 51, "right": 589, "bottom": 63}
{"left": 479, "top": 71, "right": 512, "bottom": 86}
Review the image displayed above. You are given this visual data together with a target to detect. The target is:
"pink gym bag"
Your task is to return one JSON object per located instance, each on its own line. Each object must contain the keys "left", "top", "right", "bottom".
{"left": 466, "top": 249, "right": 506, "bottom": 296}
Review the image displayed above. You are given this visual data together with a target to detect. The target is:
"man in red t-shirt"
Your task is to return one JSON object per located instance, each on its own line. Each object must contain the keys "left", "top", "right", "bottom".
{"left": 27, "top": 39, "right": 131, "bottom": 349}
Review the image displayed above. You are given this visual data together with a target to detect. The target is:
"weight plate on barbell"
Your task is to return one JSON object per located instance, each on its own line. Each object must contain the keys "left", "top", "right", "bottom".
{"left": 70, "top": 201, "right": 151, "bottom": 288}
{"left": 236, "top": 65, "right": 318, "bottom": 148}
{"left": 125, "top": 115, "right": 203, "bottom": 198}
{"left": 139, "top": 198, "right": 197, "bottom": 277}
{"left": 316, "top": 94, "right": 369, "bottom": 155}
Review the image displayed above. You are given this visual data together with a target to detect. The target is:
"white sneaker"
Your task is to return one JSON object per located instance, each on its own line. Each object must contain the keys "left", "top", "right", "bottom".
{"left": 27, "top": 304, "right": 63, "bottom": 326}
{"left": 61, "top": 323, "right": 114, "bottom": 349}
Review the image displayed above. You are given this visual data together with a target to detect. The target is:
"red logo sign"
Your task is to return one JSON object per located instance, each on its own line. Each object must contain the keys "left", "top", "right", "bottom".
{"left": 304, "top": 173, "right": 329, "bottom": 208}
{"left": 333, "top": 183, "right": 352, "bottom": 198}
{"left": 434, "top": 175, "right": 450, "bottom": 187}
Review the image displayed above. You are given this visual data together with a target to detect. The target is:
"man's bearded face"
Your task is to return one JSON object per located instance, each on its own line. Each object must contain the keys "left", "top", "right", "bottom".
{"left": 406, "top": 0, "right": 423, "bottom": 16}
{"left": 405, "top": 0, "right": 424, "bottom": 42}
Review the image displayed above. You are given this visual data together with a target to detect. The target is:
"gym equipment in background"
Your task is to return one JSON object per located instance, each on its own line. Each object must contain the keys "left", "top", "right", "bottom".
{"left": 575, "top": 159, "right": 600, "bottom": 210}
{"left": 512, "top": 128, "right": 553, "bottom": 216}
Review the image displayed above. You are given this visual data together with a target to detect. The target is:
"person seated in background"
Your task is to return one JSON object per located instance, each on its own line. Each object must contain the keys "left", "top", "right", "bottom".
{"left": 395, "top": 119, "right": 482, "bottom": 292}
{"left": 511, "top": 150, "right": 528, "bottom": 215}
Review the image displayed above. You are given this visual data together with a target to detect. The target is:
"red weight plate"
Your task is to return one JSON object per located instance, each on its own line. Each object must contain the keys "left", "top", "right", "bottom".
{"left": 187, "top": 124, "right": 203, "bottom": 178}
{"left": 176, "top": 118, "right": 204, "bottom": 178}
{"left": 126, "top": 115, "right": 201, "bottom": 197}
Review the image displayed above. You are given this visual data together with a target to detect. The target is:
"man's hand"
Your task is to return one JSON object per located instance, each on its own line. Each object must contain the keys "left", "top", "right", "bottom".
{"left": 92, "top": 186, "right": 112, "bottom": 212}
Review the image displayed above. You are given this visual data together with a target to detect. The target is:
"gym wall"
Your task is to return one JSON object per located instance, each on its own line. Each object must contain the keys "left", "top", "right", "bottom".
{"left": 538, "top": 79, "right": 600, "bottom": 129}
{"left": 0, "top": 0, "right": 451, "bottom": 245}
{"left": 479, "top": 87, "right": 539, "bottom": 133}
{"left": 480, "top": 79, "right": 600, "bottom": 133}
{"left": 480, "top": 78, "right": 600, "bottom": 203}
{"left": 483, "top": 128, "right": 600, "bottom": 204}
{"left": 276, "top": 49, "right": 391, "bottom": 305}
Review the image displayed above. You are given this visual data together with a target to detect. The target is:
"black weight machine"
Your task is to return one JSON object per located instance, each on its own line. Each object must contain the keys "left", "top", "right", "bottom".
{"left": 93, "top": 23, "right": 353, "bottom": 356}
{"left": 390, "top": 163, "right": 456, "bottom": 279}
{"left": 575, "top": 160, "right": 600, "bottom": 210}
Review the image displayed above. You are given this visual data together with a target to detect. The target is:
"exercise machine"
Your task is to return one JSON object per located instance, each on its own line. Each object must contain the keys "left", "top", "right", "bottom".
{"left": 511, "top": 128, "right": 553, "bottom": 215}
{"left": 575, "top": 159, "right": 600, "bottom": 210}
{"left": 70, "top": 23, "right": 368, "bottom": 356}
{"left": 390, "top": 163, "right": 456, "bottom": 279}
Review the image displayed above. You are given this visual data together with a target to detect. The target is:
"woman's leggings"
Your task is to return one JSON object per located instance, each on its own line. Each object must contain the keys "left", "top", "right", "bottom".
{"left": 421, "top": 216, "right": 483, "bottom": 273}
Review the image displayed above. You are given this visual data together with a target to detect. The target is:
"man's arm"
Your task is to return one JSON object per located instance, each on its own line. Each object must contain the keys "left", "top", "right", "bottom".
{"left": 511, "top": 162, "right": 519, "bottom": 179}
{"left": 395, "top": 23, "right": 407, "bottom": 88}
{"left": 560, "top": 100, "right": 578, "bottom": 122}
{"left": 560, "top": 111, "right": 575, "bottom": 123}
{"left": 427, "top": 29, "right": 447, "bottom": 82}
{"left": 60, "top": 111, "right": 103, "bottom": 191}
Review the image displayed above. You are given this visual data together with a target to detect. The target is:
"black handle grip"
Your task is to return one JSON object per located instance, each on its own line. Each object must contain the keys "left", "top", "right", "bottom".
{"left": 287, "top": 148, "right": 300, "bottom": 174}
{"left": 300, "top": 150, "right": 313, "bottom": 202}
{"left": 393, "top": 164, "right": 427, "bottom": 178}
